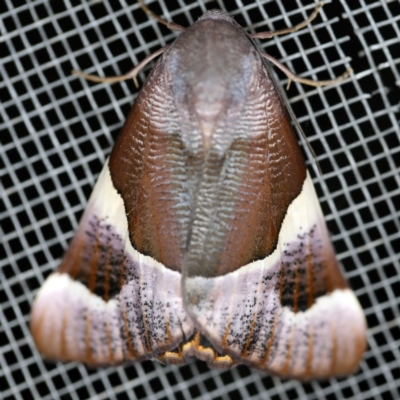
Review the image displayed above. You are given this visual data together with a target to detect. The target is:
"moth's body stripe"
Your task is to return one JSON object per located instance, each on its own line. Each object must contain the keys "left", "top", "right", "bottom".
{"left": 60, "top": 305, "right": 68, "bottom": 359}
{"left": 85, "top": 308, "right": 92, "bottom": 363}
{"left": 104, "top": 247, "right": 112, "bottom": 302}
{"left": 306, "top": 249, "right": 314, "bottom": 308}
{"left": 105, "top": 318, "right": 113, "bottom": 363}
{"left": 281, "top": 324, "right": 295, "bottom": 376}
{"left": 68, "top": 239, "right": 83, "bottom": 279}
{"left": 139, "top": 270, "right": 152, "bottom": 354}
{"left": 221, "top": 320, "right": 231, "bottom": 349}
{"left": 279, "top": 263, "right": 284, "bottom": 302}
{"left": 260, "top": 315, "right": 277, "bottom": 366}
{"left": 305, "top": 324, "right": 314, "bottom": 376}
{"left": 293, "top": 263, "right": 299, "bottom": 313}
{"left": 122, "top": 304, "right": 137, "bottom": 359}
{"left": 164, "top": 321, "right": 172, "bottom": 344}
{"left": 88, "top": 239, "right": 99, "bottom": 293}
{"left": 119, "top": 256, "right": 125, "bottom": 289}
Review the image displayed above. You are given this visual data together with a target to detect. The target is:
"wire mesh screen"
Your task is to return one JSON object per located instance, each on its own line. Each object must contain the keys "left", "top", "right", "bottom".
{"left": 1, "top": 0, "right": 399, "bottom": 399}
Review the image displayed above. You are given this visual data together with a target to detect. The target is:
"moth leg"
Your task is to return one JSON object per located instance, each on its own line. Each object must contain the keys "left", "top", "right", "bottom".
{"left": 138, "top": 0, "right": 185, "bottom": 32}
{"left": 158, "top": 331, "right": 237, "bottom": 370}
{"left": 251, "top": 2, "right": 324, "bottom": 39}
{"left": 72, "top": 46, "right": 168, "bottom": 88}
{"left": 260, "top": 50, "right": 353, "bottom": 90}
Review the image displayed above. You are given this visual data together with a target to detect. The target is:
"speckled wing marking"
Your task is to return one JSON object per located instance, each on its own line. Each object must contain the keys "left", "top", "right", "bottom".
{"left": 183, "top": 173, "right": 367, "bottom": 379}
{"left": 30, "top": 164, "right": 195, "bottom": 365}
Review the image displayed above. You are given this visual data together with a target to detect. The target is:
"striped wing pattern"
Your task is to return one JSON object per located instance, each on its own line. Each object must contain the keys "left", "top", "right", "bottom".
{"left": 31, "top": 168, "right": 366, "bottom": 378}
{"left": 183, "top": 173, "right": 366, "bottom": 379}
{"left": 31, "top": 165, "right": 195, "bottom": 366}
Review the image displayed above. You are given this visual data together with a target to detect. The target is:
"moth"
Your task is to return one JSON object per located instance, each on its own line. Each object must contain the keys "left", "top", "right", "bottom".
{"left": 31, "top": 1, "right": 366, "bottom": 379}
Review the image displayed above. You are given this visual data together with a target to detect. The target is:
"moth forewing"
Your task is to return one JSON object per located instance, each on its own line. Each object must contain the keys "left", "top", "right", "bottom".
{"left": 30, "top": 3, "right": 366, "bottom": 379}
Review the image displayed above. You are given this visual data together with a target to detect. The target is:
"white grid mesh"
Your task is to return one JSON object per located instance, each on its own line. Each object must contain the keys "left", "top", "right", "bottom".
{"left": 1, "top": 0, "right": 399, "bottom": 399}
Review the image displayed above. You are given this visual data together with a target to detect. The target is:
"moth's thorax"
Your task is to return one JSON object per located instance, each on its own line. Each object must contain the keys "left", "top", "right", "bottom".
{"left": 167, "top": 18, "right": 257, "bottom": 151}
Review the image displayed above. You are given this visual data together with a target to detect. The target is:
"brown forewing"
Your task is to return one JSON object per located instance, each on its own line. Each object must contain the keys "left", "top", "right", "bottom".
{"left": 109, "top": 60, "right": 193, "bottom": 273}
{"left": 109, "top": 17, "right": 308, "bottom": 278}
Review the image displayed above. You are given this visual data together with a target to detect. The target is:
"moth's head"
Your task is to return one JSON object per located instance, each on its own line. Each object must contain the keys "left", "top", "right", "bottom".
{"left": 197, "top": 9, "right": 235, "bottom": 24}
{"left": 168, "top": 10, "right": 256, "bottom": 152}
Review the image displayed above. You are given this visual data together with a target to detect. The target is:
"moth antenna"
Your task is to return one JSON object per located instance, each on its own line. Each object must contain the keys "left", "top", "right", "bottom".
{"left": 251, "top": 2, "right": 324, "bottom": 39}
{"left": 138, "top": 0, "right": 186, "bottom": 31}
{"left": 72, "top": 46, "right": 168, "bottom": 86}
{"left": 260, "top": 50, "right": 353, "bottom": 88}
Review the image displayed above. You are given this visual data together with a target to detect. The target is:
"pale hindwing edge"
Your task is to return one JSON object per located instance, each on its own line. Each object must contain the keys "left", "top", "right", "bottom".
{"left": 183, "top": 172, "right": 367, "bottom": 379}
{"left": 30, "top": 161, "right": 195, "bottom": 365}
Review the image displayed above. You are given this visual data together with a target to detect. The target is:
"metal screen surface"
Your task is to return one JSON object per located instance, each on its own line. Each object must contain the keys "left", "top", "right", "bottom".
{"left": 1, "top": 0, "right": 399, "bottom": 399}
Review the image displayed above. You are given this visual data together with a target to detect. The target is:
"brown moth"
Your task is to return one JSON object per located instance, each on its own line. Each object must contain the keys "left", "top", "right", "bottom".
{"left": 30, "top": 1, "right": 366, "bottom": 379}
